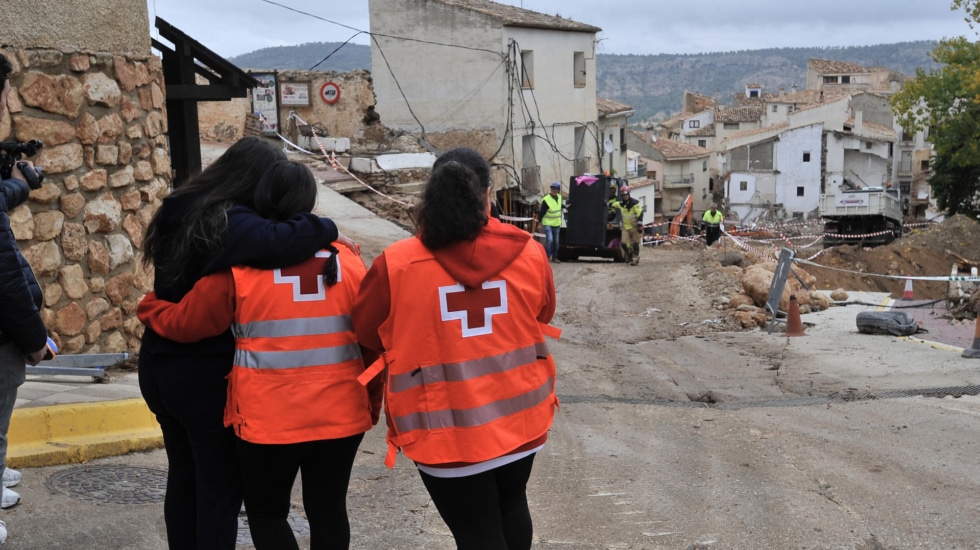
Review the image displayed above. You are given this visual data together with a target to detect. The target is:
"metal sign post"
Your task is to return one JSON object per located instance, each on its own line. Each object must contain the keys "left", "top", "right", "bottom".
{"left": 766, "top": 247, "right": 796, "bottom": 334}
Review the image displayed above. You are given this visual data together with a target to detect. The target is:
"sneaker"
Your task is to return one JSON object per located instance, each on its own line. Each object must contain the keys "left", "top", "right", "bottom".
{"left": 631, "top": 257, "right": 639, "bottom": 266}
{"left": 553, "top": 257, "right": 561, "bottom": 264}
{"left": 0, "top": 518, "right": 7, "bottom": 548}
{"left": 1, "top": 488, "right": 19, "bottom": 509}
{"left": 2, "top": 469, "right": 21, "bottom": 488}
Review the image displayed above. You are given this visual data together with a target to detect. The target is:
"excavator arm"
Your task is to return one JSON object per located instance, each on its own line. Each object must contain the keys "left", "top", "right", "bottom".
{"left": 669, "top": 193, "right": 694, "bottom": 238}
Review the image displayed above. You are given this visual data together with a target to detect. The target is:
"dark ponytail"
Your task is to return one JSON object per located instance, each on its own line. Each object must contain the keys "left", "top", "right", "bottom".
{"left": 414, "top": 160, "right": 488, "bottom": 250}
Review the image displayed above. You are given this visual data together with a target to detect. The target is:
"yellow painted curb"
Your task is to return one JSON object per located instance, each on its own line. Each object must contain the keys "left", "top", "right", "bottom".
{"left": 7, "top": 398, "right": 163, "bottom": 468}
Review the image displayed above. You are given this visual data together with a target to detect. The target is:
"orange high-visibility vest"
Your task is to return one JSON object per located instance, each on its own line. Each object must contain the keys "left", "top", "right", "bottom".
{"left": 228, "top": 246, "right": 373, "bottom": 444}
{"left": 374, "top": 237, "right": 559, "bottom": 467}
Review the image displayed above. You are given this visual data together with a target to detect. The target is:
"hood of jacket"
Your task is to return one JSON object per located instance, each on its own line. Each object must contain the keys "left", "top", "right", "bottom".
{"left": 427, "top": 218, "right": 533, "bottom": 288}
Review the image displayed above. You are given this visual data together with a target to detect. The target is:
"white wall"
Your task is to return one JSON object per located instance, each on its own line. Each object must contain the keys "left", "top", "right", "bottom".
{"left": 508, "top": 27, "right": 598, "bottom": 193}
{"left": 774, "top": 124, "right": 823, "bottom": 216}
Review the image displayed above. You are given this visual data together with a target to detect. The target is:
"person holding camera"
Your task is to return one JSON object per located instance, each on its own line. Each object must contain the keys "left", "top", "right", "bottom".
{"left": 0, "top": 52, "right": 51, "bottom": 548}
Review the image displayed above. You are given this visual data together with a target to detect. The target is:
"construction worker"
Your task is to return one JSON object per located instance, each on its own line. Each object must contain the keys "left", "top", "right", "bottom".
{"left": 536, "top": 182, "right": 564, "bottom": 262}
{"left": 702, "top": 203, "right": 723, "bottom": 246}
{"left": 610, "top": 185, "right": 644, "bottom": 265}
{"left": 607, "top": 181, "right": 620, "bottom": 222}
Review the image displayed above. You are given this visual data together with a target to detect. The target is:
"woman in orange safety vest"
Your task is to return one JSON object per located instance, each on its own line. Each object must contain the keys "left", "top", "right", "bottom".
{"left": 353, "top": 147, "right": 559, "bottom": 550}
{"left": 138, "top": 161, "right": 380, "bottom": 550}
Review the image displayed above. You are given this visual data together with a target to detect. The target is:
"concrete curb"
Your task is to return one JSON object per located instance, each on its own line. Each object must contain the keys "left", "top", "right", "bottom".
{"left": 7, "top": 398, "right": 163, "bottom": 468}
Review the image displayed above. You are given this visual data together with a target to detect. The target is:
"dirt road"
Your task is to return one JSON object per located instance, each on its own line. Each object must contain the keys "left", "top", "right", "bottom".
{"left": 500, "top": 249, "right": 978, "bottom": 549}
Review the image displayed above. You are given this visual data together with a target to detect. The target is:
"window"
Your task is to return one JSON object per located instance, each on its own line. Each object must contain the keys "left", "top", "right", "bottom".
{"left": 841, "top": 75, "right": 851, "bottom": 84}
{"left": 901, "top": 130, "right": 914, "bottom": 142}
{"left": 749, "top": 90, "right": 759, "bottom": 98}
{"left": 573, "top": 51, "right": 586, "bottom": 88}
{"left": 702, "top": 160, "right": 708, "bottom": 172}
{"left": 823, "top": 76, "right": 838, "bottom": 84}
{"left": 796, "top": 186, "right": 804, "bottom": 197}
{"left": 787, "top": 105, "right": 794, "bottom": 113}
{"left": 620, "top": 128, "right": 627, "bottom": 152}
{"left": 865, "top": 141, "right": 873, "bottom": 150}
{"left": 920, "top": 159, "right": 930, "bottom": 171}
{"left": 521, "top": 50, "right": 534, "bottom": 89}
{"left": 698, "top": 139, "right": 706, "bottom": 148}
{"left": 723, "top": 122, "right": 739, "bottom": 130}
{"left": 900, "top": 151, "right": 913, "bottom": 173}
{"left": 688, "top": 120, "right": 700, "bottom": 129}
{"left": 739, "top": 181, "right": 748, "bottom": 191}
{"left": 802, "top": 152, "right": 811, "bottom": 162}
{"left": 772, "top": 105, "right": 778, "bottom": 113}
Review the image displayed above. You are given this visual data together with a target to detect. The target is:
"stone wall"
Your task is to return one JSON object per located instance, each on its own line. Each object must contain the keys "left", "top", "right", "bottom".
{"left": 2, "top": 47, "right": 170, "bottom": 355}
{"left": 0, "top": 0, "right": 150, "bottom": 56}
{"left": 198, "top": 70, "right": 376, "bottom": 144}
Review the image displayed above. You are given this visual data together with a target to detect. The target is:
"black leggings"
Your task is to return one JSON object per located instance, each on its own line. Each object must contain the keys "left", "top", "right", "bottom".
{"left": 236, "top": 433, "right": 365, "bottom": 550}
{"left": 419, "top": 453, "right": 536, "bottom": 550}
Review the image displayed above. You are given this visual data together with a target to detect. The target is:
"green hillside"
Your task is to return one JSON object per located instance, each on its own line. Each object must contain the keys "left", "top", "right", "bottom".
{"left": 229, "top": 40, "right": 940, "bottom": 123}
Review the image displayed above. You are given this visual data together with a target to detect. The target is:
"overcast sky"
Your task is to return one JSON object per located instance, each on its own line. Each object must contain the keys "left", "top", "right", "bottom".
{"left": 147, "top": 0, "right": 972, "bottom": 59}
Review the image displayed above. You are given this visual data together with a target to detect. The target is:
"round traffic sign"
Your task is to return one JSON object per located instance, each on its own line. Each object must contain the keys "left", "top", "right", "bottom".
{"left": 320, "top": 82, "right": 341, "bottom": 104}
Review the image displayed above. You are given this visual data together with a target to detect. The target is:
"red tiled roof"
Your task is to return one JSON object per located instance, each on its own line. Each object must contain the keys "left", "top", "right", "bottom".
{"left": 434, "top": 0, "right": 601, "bottom": 32}
{"left": 597, "top": 97, "right": 634, "bottom": 116}
{"left": 809, "top": 58, "right": 866, "bottom": 74}
{"left": 651, "top": 139, "right": 710, "bottom": 159}
{"left": 715, "top": 107, "right": 763, "bottom": 123}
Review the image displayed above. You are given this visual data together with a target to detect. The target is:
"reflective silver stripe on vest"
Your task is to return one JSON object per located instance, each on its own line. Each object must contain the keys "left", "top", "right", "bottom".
{"left": 232, "top": 315, "right": 353, "bottom": 339}
{"left": 233, "top": 343, "right": 362, "bottom": 370}
{"left": 392, "top": 376, "right": 554, "bottom": 433}
{"left": 389, "top": 341, "right": 550, "bottom": 394}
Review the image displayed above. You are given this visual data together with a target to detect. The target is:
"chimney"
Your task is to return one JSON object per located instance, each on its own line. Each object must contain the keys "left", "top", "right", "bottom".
{"left": 791, "top": 84, "right": 797, "bottom": 93}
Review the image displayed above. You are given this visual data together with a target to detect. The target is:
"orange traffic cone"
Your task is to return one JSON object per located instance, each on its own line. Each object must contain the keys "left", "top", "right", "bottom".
{"left": 902, "top": 276, "right": 914, "bottom": 300}
{"left": 785, "top": 295, "right": 805, "bottom": 337}
{"left": 963, "top": 316, "right": 980, "bottom": 359}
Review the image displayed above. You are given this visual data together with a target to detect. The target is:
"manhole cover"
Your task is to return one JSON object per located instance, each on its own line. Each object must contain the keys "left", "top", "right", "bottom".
{"left": 47, "top": 465, "right": 167, "bottom": 505}
{"left": 237, "top": 508, "right": 309, "bottom": 544}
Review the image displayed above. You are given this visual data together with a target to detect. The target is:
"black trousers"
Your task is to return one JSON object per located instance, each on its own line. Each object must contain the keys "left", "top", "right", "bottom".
{"left": 705, "top": 226, "right": 721, "bottom": 246}
{"left": 236, "top": 433, "right": 365, "bottom": 550}
{"left": 419, "top": 453, "right": 536, "bottom": 550}
{"left": 139, "top": 351, "right": 242, "bottom": 550}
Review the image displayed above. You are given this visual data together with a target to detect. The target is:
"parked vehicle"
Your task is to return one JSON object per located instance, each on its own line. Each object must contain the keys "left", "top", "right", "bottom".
{"left": 557, "top": 175, "right": 626, "bottom": 262}
{"left": 820, "top": 186, "right": 904, "bottom": 248}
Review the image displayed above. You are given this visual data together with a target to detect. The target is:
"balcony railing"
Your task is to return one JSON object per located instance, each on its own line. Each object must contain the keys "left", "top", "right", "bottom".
{"left": 663, "top": 173, "right": 695, "bottom": 187}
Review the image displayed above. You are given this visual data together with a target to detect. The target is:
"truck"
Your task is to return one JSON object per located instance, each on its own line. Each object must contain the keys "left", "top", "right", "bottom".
{"left": 819, "top": 186, "right": 904, "bottom": 248}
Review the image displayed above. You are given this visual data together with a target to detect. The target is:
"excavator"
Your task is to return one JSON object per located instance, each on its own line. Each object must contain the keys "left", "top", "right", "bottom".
{"left": 668, "top": 193, "right": 695, "bottom": 239}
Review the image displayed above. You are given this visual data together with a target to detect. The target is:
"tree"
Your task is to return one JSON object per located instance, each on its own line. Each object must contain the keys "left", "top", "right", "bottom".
{"left": 892, "top": 35, "right": 980, "bottom": 217}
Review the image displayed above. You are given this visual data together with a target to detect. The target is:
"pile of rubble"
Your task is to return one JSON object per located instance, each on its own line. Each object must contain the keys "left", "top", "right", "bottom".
{"left": 698, "top": 215, "right": 980, "bottom": 327}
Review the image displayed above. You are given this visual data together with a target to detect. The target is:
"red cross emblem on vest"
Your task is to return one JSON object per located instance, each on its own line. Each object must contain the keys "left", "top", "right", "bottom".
{"left": 273, "top": 250, "right": 337, "bottom": 302}
{"left": 439, "top": 280, "right": 508, "bottom": 337}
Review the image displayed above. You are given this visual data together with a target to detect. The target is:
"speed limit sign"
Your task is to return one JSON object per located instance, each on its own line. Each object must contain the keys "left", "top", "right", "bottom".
{"left": 320, "top": 82, "right": 341, "bottom": 104}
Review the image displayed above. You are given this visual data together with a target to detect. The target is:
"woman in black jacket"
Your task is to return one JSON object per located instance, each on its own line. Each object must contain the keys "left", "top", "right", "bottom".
{"left": 139, "top": 136, "right": 352, "bottom": 549}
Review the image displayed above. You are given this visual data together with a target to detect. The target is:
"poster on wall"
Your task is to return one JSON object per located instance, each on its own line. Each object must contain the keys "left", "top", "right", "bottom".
{"left": 280, "top": 82, "right": 311, "bottom": 106}
{"left": 250, "top": 72, "right": 279, "bottom": 134}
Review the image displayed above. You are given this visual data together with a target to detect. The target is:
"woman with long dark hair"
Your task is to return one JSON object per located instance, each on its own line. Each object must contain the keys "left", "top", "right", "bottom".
{"left": 140, "top": 137, "right": 355, "bottom": 549}
{"left": 353, "top": 147, "right": 558, "bottom": 549}
{"left": 139, "top": 160, "right": 379, "bottom": 549}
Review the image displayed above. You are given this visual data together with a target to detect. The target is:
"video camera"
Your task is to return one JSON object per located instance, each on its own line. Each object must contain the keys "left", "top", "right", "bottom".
{"left": 0, "top": 139, "right": 44, "bottom": 189}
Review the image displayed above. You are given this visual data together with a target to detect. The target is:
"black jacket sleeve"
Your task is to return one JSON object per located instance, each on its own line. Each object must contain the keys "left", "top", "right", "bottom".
{"left": 0, "top": 187, "right": 47, "bottom": 354}
{"left": 203, "top": 205, "right": 340, "bottom": 274}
